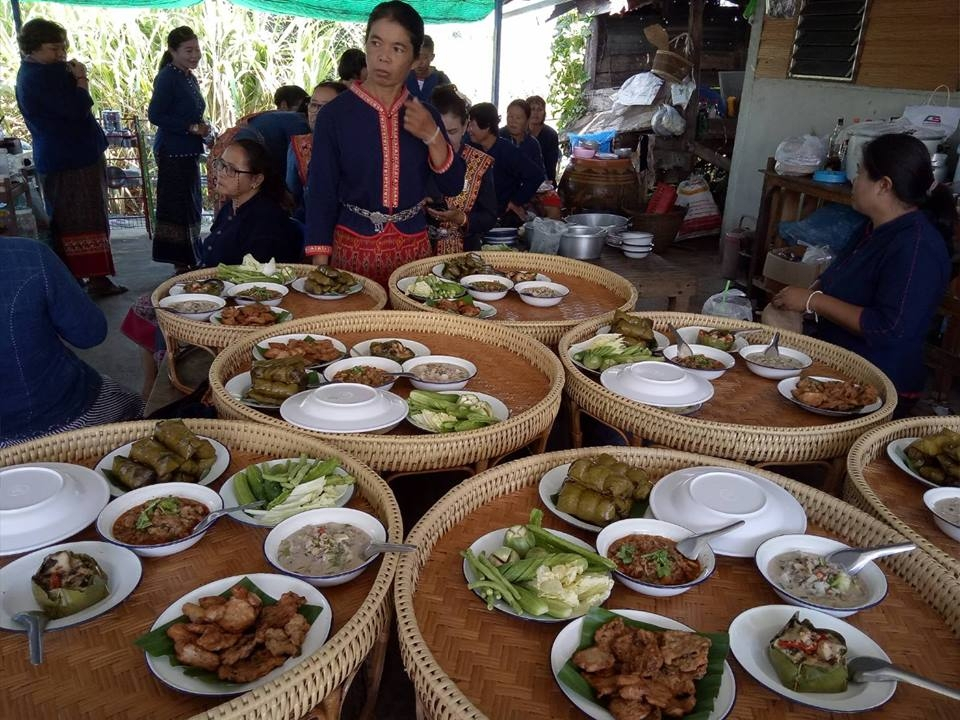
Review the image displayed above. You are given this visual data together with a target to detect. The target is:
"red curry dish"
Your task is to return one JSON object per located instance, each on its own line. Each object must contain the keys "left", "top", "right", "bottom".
{"left": 607, "top": 534, "right": 702, "bottom": 586}
{"left": 113, "top": 496, "right": 209, "bottom": 545}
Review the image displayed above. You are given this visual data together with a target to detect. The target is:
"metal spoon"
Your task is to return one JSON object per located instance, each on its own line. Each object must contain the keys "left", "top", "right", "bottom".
{"left": 763, "top": 331, "right": 782, "bottom": 359}
{"left": 192, "top": 501, "right": 265, "bottom": 534}
{"left": 675, "top": 520, "right": 745, "bottom": 559}
{"left": 848, "top": 657, "right": 960, "bottom": 701}
{"left": 666, "top": 323, "right": 693, "bottom": 359}
{"left": 364, "top": 542, "right": 416, "bottom": 558}
{"left": 825, "top": 542, "right": 916, "bottom": 575}
{"left": 13, "top": 610, "right": 49, "bottom": 665}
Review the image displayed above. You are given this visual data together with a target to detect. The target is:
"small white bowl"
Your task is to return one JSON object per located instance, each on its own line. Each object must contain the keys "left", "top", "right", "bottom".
{"left": 96, "top": 482, "right": 223, "bottom": 558}
{"left": 754, "top": 534, "right": 888, "bottom": 618}
{"left": 401, "top": 355, "right": 477, "bottom": 391}
{"left": 459, "top": 274, "right": 514, "bottom": 302}
{"left": 623, "top": 248, "right": 654, "bottom": 259}
{"left": 662, "top": 343, "right": 735, "bottom": 380}
{"left": 228, "top": 281, "right": 289, "bottom": 307}
{"left": 514, "top": 280, "right": 570, "bottom": 307}
{"left": 923, "top": 487, "right": 960, "bottom": 542}
{"left": 739, "top": 344, "right": 813, "bottom": 380}
{"left": 619, "top": 232, "right": 654, "bottom": 246}
{"left": 595, "top": 518, "right": 715, "bottom": 597}
{"left": 158, "top": 293, "right": 226, "bottom": 322}
{"left": 323, "top": 356, "right": 402, "bottom": 390}
{"left": 263, "top": 507, "right": 387, "bottom": 587}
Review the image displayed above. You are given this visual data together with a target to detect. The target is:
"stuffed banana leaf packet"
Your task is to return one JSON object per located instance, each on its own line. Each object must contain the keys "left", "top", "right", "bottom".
{"left": 556, "top": 454, "right": 653, "bottom": 526}
{"left": 609, "top": 310, "right": 657, "bottom": 349}
{"left": 248, "top": 356, "right": 310, "bottom": 404}
{"left": 31, "top": 550, "right": 109, "bottom": 619}
{"left": 768, "top": 612, "right": 848, "bottom": 693}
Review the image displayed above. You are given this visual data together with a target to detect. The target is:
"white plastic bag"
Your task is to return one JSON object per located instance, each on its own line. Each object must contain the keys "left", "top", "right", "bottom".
{"left": 651, "top": 104, "right": 686, "bottom": 137}
{"left": 523, "top": 218, "right": 565, "bottom": 255}
{"left": 702, "top": 288, "right": 752, "bottom": 321}
{"left": 774, "top": 135, "right": 826, "bottom": 176}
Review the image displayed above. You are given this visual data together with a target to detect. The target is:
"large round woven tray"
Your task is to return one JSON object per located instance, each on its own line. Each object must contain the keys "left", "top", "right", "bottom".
{"left": 388, "top": 252, "right": 639, "bottom": 346}
{"left": 209, "top": 311, "right": 564, "bottom": 474}
{"left": 845, "top": 417, "right": 960, "bottom": 578}
{"left": 560, "top": 311, "right": 896, "bottom": 464}
{"left": 395, "top": 448, "right": 960, "bottom": 720}
{"left": 153, "top": 265, "right": 388, "bottom": 353}
{"left": 0, "top": 420, "right": 401, "bottom": 720}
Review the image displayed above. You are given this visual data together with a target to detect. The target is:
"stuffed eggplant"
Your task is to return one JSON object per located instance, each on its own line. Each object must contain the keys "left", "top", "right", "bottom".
{"left": 768, "top": 612, "right": 848, "bottom": 693}
{"left": 31, "top": 550, "right": 109, "bottom": 619}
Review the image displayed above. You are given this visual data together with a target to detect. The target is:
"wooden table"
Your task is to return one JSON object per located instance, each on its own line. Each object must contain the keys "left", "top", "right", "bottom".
{"left": 595, "top": 244, "right": 697, "bottom": 312}
{"left": 395, "top": 448, "right": 960, "bottom": 720}
{"left": 0, "top": 421, "right": 401, "bottom": 720}
{"left": 560, "top": 312, "right": 897, "bottom": 496}
{"left": 153, "top": 266, "right": 387, "bottom": 393}
{"left": 846, "top": 417, "right": 960, "bottom": 578}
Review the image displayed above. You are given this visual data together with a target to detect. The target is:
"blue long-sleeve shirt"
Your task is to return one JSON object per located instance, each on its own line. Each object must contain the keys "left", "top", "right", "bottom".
{"left": 15, "top": 59, "right": 107, "bottom": 174}
{"left": 473, "top": 137, "right": 545, "bottom": 215}
{"left": 199, "top": 192, "right": 303, "bottom": 267}
{"left": 499, "top": 128, "right": 546, "bottom": 175}
{"left": 533, "top": 124, "right": 560, "bottom": 184}
{"left": 405, "top": 68, "right": 452, "bottom": 101}
{"left": 815, "top": 210, "right": 951, "bottom": 394}
{"left": 0, "top": 238, "right": 107, "bottom": 441}
{"left": 245, "top": 111, "right": 309, "bottom": 180}
{"left": 148, "top": 64, "right": 205, "bottom": 157}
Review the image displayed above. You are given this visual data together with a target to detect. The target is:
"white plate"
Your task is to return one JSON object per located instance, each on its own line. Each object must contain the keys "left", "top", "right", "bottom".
{"left": 568, "top": 336, "right": 663, "bottom": 375}
{"left": 778, "top": 376, "right": 883, "bottom": 417}
{"left": 145, "top": 573, "right": 332, "bottom": 696}
{"left": 538, "top": 463, "right": 605, "bottom": 533}
{"left": 0, "top": 463, "right": 111, "bottom": 556}
{"left": 594, "top": 326, "right": 669, "bottom": 351}
{"left": 601, "top": 362, "right": 715, "bottom": 408}
{"left": 349, "top": 338, "right": 432, "bottom": 359}
{"left": 431, "top": 263, "right": 550, "bottom": 283}
{"left": 169, "top": 280, "right": 235, "bottom": 297}
{"left": 649, "top": 466, "right": 807, "bottom": 557}
{"left": 397, "top": 275, "right": 466, "bottom": 301}
{"left": 0, "top": 540, "right": 142, "bottom": 630}
{"left": 406, "top": 391, "right": 509, "bottom": 433}
{"left": 210, "top": 306, "right": 293, "bottom": 325}
{"left": 95, "top": 436, "right": 231, "bottom": 497}
{"left": 551, "top": 609, "right": 737, "bottom": 720}
{"left": 729, "top": 605, "right": 895, "bottom": 712}
{"left": 426, "top": 299, "right": 496, "bottom": 319}
{"left": 252, "top": 333, "right": 347, "bottom": 364}
{"left": 885, "top": 438, "right": 937, "bottom": 488}
{"left": 677, "top": 326, "right": 749, "bottom": 353}
{"left": 219, "top": 459, "right": 355, "bottom": 527}
{"left": 224, "top": 371, "right": 324, "bottom": 410}
{"left": 290, "top": 276, "right": 363, "bottom": 300}
{"left": 280, "top": 388, "right": 408, "bottom": 434}
{"left": 462, "top": 528, "right": 595, "bottom": 622}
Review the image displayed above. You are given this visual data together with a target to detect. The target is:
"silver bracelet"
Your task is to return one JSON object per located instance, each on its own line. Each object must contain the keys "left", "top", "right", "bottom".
{"left": 805, "top": 289, "right": 823, "bottom": 319}
{"left": 424, "top": 126, "right": 441, "bottom": 145}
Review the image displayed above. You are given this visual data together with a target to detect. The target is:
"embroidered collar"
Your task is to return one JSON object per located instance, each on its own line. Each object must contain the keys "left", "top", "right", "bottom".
{"left": 351, "top": 82, "right": 409, "bottom": 117}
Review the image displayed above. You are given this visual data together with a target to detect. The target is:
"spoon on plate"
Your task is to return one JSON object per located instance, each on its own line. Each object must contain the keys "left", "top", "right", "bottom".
{"left": 848, "top": 657, "right": 960, "bottom": 700}
{"left": 13, "top": 610, "right": 48, "bottom": 665}
{"left": 364, "top": 541, "right": 416, "bottom": 558}
{"left": 825, "top": 542, "right": 916, "bottom": 575}
{"left": 192, "top": 501, "right": 265, "bottom": 534}
{"left": 666, "top": 323, "right": 693, "bottom": 359}
{"left": 675, "top": 520, "right": 745, "bottom": 559}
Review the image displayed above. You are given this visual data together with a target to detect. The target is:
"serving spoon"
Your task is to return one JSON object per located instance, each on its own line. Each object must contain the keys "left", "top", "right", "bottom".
{"left": 192, "top": 501, "right": 265, "bottom": 534}
{"left": 675, "top": 520, "right": 745, "bottom": 559}
{"left": 666, "top": 323, "right": 693, "bottom": 359}
{"left": 762, "top": 331, "right": 781, "bottom": 360}
{"left": 364, "top": 542, "right": 416, "bottom": 558}
{"left": 848, "top": 657, "right": 960, "bottom": 701}
{"left": 13, "top": 610, "right": 48, "bottom": 665}
{"left": 825, "top": 542, "right": 916, "bottom": 575}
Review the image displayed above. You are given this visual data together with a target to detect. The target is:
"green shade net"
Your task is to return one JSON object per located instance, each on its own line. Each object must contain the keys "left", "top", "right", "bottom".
{"left": 21, "top": 0, "right": 496, "bottom": 22}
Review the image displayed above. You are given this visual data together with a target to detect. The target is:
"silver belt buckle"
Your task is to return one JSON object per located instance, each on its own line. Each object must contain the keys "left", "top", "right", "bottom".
{"left": 369, "top": 210, "right": 390, "bottom": 233}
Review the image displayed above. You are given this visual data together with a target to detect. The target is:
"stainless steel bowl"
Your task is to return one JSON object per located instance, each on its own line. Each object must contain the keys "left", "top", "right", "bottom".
{"left": 578, "top": 139, "right": 600, "bottom": 150}
{"left": 559, "top": 225, "right": 606, "bottom": 259}
{"left": 565, "top": 213, "right": 630, "bottom": 230}
{"left": 615, "top": 147, "right": 634, "bottom": 158}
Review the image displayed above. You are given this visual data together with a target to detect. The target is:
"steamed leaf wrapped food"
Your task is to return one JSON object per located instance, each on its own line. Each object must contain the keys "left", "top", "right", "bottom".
{"left": 904, "top": 428, "right": 960, "bottom": 487}
{"left": 129, "top": 438, "right": 183, "bottom": 480}
{"left": 556, "top": 483, "right": 619, "bottom": 525}
{"left": 111, "top": 420, "right": 216, "bottom": 489}
{"left": 609, "top": 310, "right": 656, "bottom": 348}
{"left": 768, "top": 612, "right": 848, "bottom": 693}
{"left": 555, "top": 454, "right": 654, "bottom": 527}
{"left": 31, "top": 550, "right": 109, "bottom": 619}
{"left": 154, "top": 419, "right": 211, "bottom": 460}
{"left": 112, "top": 456, "right": 156, "bottom": 490}
{"left": 247, "top": 356, "right": 309, "bottom": 404}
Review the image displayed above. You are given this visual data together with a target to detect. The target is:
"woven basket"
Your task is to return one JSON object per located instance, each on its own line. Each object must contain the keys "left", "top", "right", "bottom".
{"left": 387, "top": 252, "right": 638, "bottom": 347}
{"left": 0, "top": 420, "right": 401, "bottom": 720}
{"left": 622, "top": 208, "right": 684, "bottom": 253}
{"left": 209, "top": 311, "right": 564, "bottom": 474}
{"left": 559, "top": 311, "right": 897, "bottom": 464}
{"left": 651, "top": 49, "right": 693, "bottom": 83}
{"left": 846, "top": 417, "right": 960, "bottom": 578}
{"left": 153, "top": 265, "right": 388, "bottom": 353}
{"left": 395, "top": 447, "right": 960, "bottom": 720}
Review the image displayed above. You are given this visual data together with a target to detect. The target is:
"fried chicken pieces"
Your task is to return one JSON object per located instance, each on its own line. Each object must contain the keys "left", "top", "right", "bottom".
{"left": 572, "top": 618, "right": 711, "bottom": 720}
{"left": 792, "top": 377, "right": 879, "bottom": 411}
{"left": 166, "top": 586, "right": 311, "bottom": 683}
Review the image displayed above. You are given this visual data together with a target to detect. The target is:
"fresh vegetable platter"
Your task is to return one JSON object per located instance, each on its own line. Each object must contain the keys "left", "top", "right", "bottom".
{"left": 570, "top": 333, "right": 661, "bottom": 373}
{"left": 407, "top": 390, "right": 507, "bottom": 433}
{"left": 217, "top": 255, "right": 297, "bottom": 285}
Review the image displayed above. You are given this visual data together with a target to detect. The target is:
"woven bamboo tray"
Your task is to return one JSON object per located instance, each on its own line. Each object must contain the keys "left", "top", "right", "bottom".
{"left": 559, "top": 311, "right": 897, "bottom": 464}
{"left": 153, "top": 265, "right": 388, "bottom": 353}
{"left": 395, "top": 448, "right": 960, "bottom": 720}
{"left": 387, "top": 252, "right": 639, "bottom": 346}
{"left": 845, "top": 417, "right": 960, "bottom": 579}
{"left": 0, "top": 420, "right": 401, "bottom": 720}
{"left": 209, "top": 311, "right": 564, "bottom": 474}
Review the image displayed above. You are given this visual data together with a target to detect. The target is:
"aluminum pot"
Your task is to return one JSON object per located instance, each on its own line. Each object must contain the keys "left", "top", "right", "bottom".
{"left": 559, "top": 224, "right": 606, "bottom": 260}
{"left": 565, "top": 213, "right": 630, "bottom": 231}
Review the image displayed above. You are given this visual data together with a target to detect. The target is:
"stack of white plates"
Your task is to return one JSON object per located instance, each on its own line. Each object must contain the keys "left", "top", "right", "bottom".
{"left": 600, "top": 360, "right": 714, "bottom": 412}
{"left": 280, "top": 382, "right": 407, "bottom": 434}
{"left": 618, "top": 231, "right": 654, "bottom": 259}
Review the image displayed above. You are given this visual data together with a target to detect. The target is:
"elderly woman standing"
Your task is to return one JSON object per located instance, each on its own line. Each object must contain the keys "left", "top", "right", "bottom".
{"left": 148, "top": 26, "right": 209, "bottom": 273}
{"left": 526, "top": 94, "right": 560, "bottom": 185}
{"left": 15, "top": 18, "right": 125, "bottom": 297}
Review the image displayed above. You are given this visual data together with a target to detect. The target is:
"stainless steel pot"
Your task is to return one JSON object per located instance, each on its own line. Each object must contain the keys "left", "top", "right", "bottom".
{"left": 559, "top": 225, "right": 606, "bottom": 260}
{"left": 565, "top": 213, "right": 630, "bottom": 230}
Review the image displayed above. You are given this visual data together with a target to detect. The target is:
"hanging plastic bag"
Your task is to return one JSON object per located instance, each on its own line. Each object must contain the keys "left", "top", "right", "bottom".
{"left": 651, "top": 104, "right": 686, "bottom": 137}
{"left": 774, "top": 135, "right": 826, "bottom": 176}
{"left": 702, "top": 288, "right": 753, "bottom": 321}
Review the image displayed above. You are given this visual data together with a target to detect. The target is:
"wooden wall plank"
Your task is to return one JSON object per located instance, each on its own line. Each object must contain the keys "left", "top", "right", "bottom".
{"left": 755, "top": 17, "right": 795, "bottom": 79}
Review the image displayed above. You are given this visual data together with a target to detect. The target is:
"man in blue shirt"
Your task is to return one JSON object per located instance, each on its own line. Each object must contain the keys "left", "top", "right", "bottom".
{"left": 405, "top": 35, "right": 451, "bottom": 101}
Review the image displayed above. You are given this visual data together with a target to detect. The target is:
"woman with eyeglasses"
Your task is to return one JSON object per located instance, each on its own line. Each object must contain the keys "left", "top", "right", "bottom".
{"left": 304, "top": 1, "right": 465, "bottom": 286}
{"left": 14, "top": 18, "right": 126, "bottom": 297}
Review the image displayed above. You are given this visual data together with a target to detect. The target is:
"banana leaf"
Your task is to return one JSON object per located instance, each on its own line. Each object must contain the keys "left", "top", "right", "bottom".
{"left": 557, "top": 607, "right": 729, "bottom": 720}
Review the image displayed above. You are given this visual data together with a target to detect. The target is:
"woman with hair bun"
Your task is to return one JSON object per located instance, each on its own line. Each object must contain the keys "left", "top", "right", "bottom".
{"left": 772, "top": 133, "right": 957, "bottom": 412}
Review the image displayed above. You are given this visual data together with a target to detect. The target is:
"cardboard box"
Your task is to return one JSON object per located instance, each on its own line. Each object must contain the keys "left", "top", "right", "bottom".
{"left": 762, "top": 248, "right": 827, "bottom": 288}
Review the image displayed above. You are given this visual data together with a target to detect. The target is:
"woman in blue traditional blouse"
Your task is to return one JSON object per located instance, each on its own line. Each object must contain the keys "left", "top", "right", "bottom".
{"left": 148, "top": 26, "right": 208, "bottom": 272}
{"left": 526, "top": 95, "right": 560, "bottom": 185}
{"left": 498, "top": 98, "right": 545, "bottom": 174}
{"left": 772, "top": 133, "right": 957, "bottom": 413}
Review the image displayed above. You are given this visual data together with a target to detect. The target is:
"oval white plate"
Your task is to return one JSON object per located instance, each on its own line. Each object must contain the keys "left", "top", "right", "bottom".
{"left": 538, "top": 463, "right": 605, "bottom": 533}
{"left": 406, "top": 391, "right": 508, "bottom": 433}
{"left": 0, "top": 463, "right": 111, "bottom": 556}
{"left": 0, "top": 540, "right": 142, "bottom": 630}
{"left": 219, "top": 459, "right": 355, "bottom": 527}
{"left": 885, "top": 437, "right": 937, "bottom": 488}
{"left": 777, "top": 376, "right": 883, "bottom": 417}
{"left": 462, "top": 528, "right": 597, "bottom": 622}
{"left": 397, "top": 275, "right": 467, "bottom": 301}
{"left": 224, "top": 371, "right": 324, "bottom": 410}
{"left": 349, "top": 338, "right": 432, "bottom": 359}
{"left": 649, "top": 466, "right": 807, "bottom": 557}
{"left": 601, "top": 363, "right": 715, "bottom": 408}
{"left": 145, "top": 573, "right": 332, "bottom": 696}
{"left": 210, "top": 307, "right": 293, "bottom": 325}
{"left": 95, "top": 437, "right": 231, "bottom": 497}
{"left": 431, "top": 262, "right": 550, "bottom": 284}
{"left": 290, "top": 276, "right": 363, "bottom": 300}
{"left": 594, "top": 326, "right": 669, "bottom": 352}
{"left": 729, "top": 605, "right": 895, "bottom": 712}
{"left": 280, "top": 388, "right": 408, "bottom": 434}
{"left": 169, "top": 280, "right": 235, "bottom": 297}
{"left": 551, "top": 608, "right": 736, "bottom": 720}
{"left": 252, "top": 333, "right": 347, "bottom": 364}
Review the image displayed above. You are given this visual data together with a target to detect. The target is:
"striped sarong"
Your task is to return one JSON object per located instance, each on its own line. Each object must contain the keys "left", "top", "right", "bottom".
{"left": 153, "top": 154, "right": 202, "bottom": 267}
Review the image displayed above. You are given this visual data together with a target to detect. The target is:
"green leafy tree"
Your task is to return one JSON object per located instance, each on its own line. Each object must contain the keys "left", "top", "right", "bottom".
{"left": 547, "top": 11, "right": 590, "bottom": 133}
